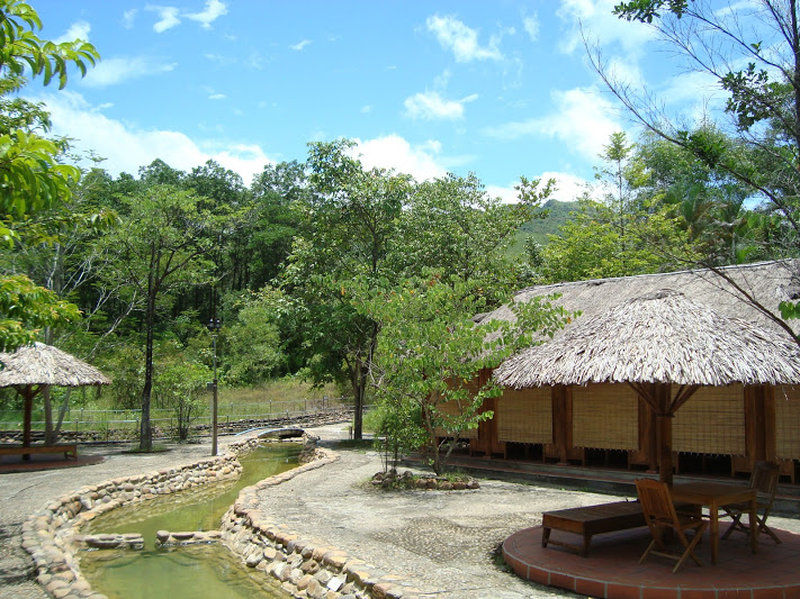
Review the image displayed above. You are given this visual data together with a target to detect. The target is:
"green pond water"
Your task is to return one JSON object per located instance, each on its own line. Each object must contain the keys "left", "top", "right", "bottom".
{"left": 80, "top": 443, "right": 301, "bottom": 599}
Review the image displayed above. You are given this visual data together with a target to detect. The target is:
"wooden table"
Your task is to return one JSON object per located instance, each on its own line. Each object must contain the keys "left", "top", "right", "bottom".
{"left": 671, "top": 481, "right": 757, "bottom": 564}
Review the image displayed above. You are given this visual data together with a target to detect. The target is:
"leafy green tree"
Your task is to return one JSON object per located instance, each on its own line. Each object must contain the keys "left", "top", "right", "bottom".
{"left": 98, "top": 185, "right": 215, "bottom": 450}
{"left": 283, "top": 140, "right": 411, "bottom": 439}
{"left": 364, "top": 275, "right": 572, "bottom": 475}
{"left": 0, "top": 0, "right": 98, "bottom": 352}
{"left": 399, "top": 173, "right": 551, "bottom": 302}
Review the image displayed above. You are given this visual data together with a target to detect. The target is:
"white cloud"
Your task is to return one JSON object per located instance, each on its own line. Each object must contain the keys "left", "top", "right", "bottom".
{"left": 122, "top": 9, "right": 137, "bottom": 29}
{"left": 483, "top": 87, "right": 623, "bottom": 161}
{"left": 557, "top": 0, "right": 655, "bottom": 55}
{"left": 290, "top": 39, "right": 312, "bottom": 51}
{"left": 351, "top": 134, "right": 447, "bottom": 181}
{"left": 523, "top": 15, "right": 540, "bottom": 41}
{"left": 361, "top": 105, "right": 372, "bottom": 114}
{"left": 147, "top": 5, "right": 181, "bottom": 33}
{"left": 426, "top": 15, "right": 503, "bottom": 62}
{"left": 186, "top": 0, "right": 228, "bottom": 29}
{"left": 36, "top": 92, "right": 272, "bottom": 184}
{"left": 403, "top": 91, "right": 477, "bottom": 121}
{"left": 55, "top": 21, "right": 90, "bottom": 44}
{"left": 83, "top": 57, "right": 177, "bottom": 87}
{"left": 208, "top": 93, "right": 226, "bottom": 100}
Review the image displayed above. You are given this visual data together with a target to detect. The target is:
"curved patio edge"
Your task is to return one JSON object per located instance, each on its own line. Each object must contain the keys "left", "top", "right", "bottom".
{"left": 503, "top": 525, "right": 800, "bottom": 599}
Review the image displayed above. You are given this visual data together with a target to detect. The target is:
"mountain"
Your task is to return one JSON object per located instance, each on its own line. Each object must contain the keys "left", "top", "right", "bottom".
{"left": 509, "top": 199, "right": 576, "bottom": 257}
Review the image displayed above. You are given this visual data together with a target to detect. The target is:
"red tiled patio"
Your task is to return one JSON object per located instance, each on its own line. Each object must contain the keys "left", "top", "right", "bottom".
{"left": 503, "top": 525, "right": 800, "bottom": 598}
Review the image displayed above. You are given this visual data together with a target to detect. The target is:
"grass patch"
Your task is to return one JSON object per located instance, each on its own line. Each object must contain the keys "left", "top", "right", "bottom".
{"left": 333, "top": 438, "right": 374, "bottom": 451}
{"left": 122, "top": 444, "right": 170, "bottom": 454}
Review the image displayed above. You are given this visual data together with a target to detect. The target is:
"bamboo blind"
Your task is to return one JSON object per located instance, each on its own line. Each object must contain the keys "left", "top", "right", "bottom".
{"left": 572, "top": 384, "right": 637, "bottom": 450}
{"left": 436, "top": 399, "right": 478, "bottom": 439}
{"left": 776, "top": 386, "right": 800, "bottom": 459}
{"left": 673, "top": 385, "right": 744, "bottom": 455}
{"left": 496, "top": 387, "right": 552, "bottom": 444}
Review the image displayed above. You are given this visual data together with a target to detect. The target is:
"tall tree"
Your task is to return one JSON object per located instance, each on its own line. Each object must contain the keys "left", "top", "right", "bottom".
{"left": 99, "top": 185, "right": 214, "bottom": 450}
{"left": 283, "top": 140, "right": 411, "bottom": 439}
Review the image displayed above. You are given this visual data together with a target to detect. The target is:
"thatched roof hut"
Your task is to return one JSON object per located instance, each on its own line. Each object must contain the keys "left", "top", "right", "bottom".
{"left": 0, "top": 342, "right": 109, "bottom": 457}
{"left": 495, "top": 289, "right": 800, "bottom": 389}
{"left": 494, "top": 287, "right": 800, "bottom": 484}
{"left": 0, "top": 342, "right": 110, "bottom": 387}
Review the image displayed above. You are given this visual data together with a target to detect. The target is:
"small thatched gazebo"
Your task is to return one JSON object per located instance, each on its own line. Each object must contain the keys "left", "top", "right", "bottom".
{"left": 0, "top": 342, "right": 110, "bottom": 459}
{"left": 494, "top": 289, "right": 800, "bottom": 485}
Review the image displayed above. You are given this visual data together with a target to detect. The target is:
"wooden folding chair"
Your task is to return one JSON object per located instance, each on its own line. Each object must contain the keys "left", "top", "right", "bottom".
{"left": 636, "top": 478, "right": 708, "bottom": 573}
{"left": 722, "top": 461, "right": 781, "bottom": 544}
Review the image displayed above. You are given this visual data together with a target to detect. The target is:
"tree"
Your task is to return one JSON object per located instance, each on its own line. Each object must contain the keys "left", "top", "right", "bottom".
{"left": 99, "top": 185, "right": 215, "bottom": 450}
{"left": 600, "top": 0, "right": 800, "bottom": 336}
{"left": 538, "top": 132, "right": 697, "bottom": 282}
{"left": 398, "top": 173, "right": 551, "bottom": 302}
{"left": 283, "top": 140, "right": 411, "bottom": 440}
{"left": 0, "top": 0, "right": 99, "bottom": 352}
{"left": 364, "top": 275, "right": 573, "bottom": 475}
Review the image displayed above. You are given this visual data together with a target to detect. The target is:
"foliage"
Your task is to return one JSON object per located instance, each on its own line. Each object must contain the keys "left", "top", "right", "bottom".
{"left": 154, "top": 353, "right": 210, "bottom": 441}
{"left": 0, "top": 274, "right": 78, "bottom": 351}
{"left": 364, "top": 275, "right": 573, "bottom": 475}
{"left": 601, "top": 0, "right": 800, "bottom": 331}
{"left": 0, "top": 0, "right": 98, "bottom": 352}
{"left": 222, "top": 290, "right": 285, "bottom": 385}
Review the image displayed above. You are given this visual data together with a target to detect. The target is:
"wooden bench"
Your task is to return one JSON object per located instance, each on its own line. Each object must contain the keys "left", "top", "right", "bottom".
{"left": 541, "top": 500, "right": 646, "bottom": 556}
{"left": 0, "top": 444, "right": 78, "bottom": 460}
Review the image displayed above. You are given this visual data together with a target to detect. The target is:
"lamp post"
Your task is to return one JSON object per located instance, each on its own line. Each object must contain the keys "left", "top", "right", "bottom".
{"left": 208, "top": 317, "right": 221, "bottom": 456}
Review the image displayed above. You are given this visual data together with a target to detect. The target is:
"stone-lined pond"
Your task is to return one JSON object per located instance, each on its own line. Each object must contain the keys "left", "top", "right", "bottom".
{"left": 79, "top": 443, "right": 301, "bottom": 599}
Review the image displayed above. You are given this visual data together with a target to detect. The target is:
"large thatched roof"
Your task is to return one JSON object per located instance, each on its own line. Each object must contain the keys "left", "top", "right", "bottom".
{"left": 494, "top": 289, "right": 800, "bottom": 388}
{"left": 0, "top": 342, "right": 110, "bottom": 387}
{"left": 478, "top": 259, "right": 800, "bottom": 335}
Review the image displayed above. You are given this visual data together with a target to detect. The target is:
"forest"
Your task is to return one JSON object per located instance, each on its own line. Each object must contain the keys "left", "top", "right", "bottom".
{"left": 3, "top": 0, "right": 800, "bottom": 461}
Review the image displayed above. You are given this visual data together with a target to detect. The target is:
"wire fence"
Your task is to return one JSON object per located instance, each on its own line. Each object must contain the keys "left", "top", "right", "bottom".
{"left": 0, "top": 396, "right": 349, "bottom": 440}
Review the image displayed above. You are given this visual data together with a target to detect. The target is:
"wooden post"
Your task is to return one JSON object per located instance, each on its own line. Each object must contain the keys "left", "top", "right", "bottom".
{"left": 21, "top": 386, "right": 33, "bottom": 461}
{"left": 655, "top": 383, "right": 674, "bottom": 486}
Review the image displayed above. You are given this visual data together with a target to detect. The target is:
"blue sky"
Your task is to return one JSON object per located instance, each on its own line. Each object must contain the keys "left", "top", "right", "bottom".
{"left": 29, "top": 0, "right": 726, "bottom": 202}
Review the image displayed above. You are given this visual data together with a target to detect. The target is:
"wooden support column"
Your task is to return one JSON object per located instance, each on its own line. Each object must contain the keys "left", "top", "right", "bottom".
{"left": 21, "top": 386, "right": 34, "bottom": 461}
{"left": 654, "top": 383, "right": 674, "bottom": 486}
{"left": 551, "top": 385, "right": 569, "bottom": 464}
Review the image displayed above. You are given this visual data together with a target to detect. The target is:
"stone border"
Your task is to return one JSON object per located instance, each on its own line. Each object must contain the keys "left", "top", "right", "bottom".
{"left": 21, "top": 433, "right": 419, "bottom": 599}
{"left": 21, "top": 434, "right": 257, "bottom": 599}
{"left": 220, "top": 445, "right": 421, "bottom": 599}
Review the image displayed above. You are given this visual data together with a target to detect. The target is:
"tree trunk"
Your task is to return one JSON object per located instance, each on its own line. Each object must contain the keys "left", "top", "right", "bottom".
{"left": 140, "top": 286, "right": 156, "bottom": 451}
{"left": 351, "top": 359, "right": 364, "bottom": 440}
{"left": 53, "top": 389, "right": 71, "bottom": 441}
{"left": 43, "top": 387, "right": 55, "bottom": 445}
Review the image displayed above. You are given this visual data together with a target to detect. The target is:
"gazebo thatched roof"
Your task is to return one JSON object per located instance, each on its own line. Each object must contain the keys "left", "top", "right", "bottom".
{"left": 0, "top": 342, "right": 110, "bottom": 388}
{"left": 495, "top": 289, "right": 800, "bottom": 389}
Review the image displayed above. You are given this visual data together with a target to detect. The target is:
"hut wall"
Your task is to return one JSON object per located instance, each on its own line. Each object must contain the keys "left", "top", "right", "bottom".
{"left": 436, "top": 398, "right": 478, "bottom": 439}
{"left": 571, "top": 384, "right": 638, "bottom": 450}
{"left": 673, "top": 384, "right": 745, "bottom": 455}
{"left": 496, "top": 387, "right": 552, "bottom": 444}
{"left": 776, "top": 386, "right": 800, "bottom": 460}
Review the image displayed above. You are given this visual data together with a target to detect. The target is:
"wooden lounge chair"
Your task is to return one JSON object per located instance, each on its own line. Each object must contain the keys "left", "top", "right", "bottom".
{"left": 722, "top": 461, "right": 781, "bottom": 544}
{"left": 636, "top": 478, "right": 708, "bottom": 573}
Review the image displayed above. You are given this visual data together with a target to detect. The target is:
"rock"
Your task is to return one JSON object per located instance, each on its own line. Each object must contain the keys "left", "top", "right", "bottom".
{"left": 245, "top": 552, "right": 262, "bottom": 568}
{"left": 327, "top": 576, "right": 345, "bottom": 592}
